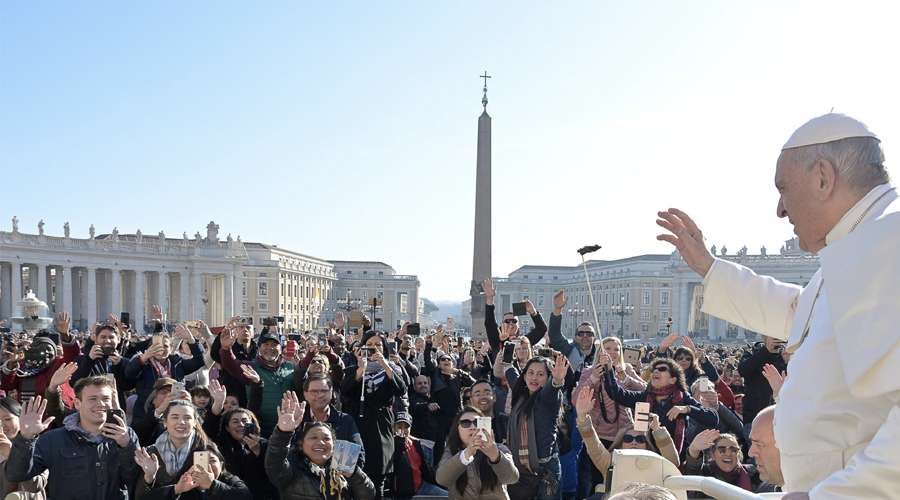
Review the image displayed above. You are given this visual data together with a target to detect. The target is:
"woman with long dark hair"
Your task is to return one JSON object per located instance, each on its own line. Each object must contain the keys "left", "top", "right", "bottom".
{"left": 435, "top": 407, "right": 518, "bottom": 499}
{"left": 504, "top": 354, "right": 569, "bottom": 500}
{"left": 603, "top": 357, "right": 718, "bottom": 454}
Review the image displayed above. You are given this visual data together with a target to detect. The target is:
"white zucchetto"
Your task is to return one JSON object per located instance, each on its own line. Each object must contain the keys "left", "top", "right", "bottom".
{"left": 782, "top": 113, "right": 878, "bottom": 150}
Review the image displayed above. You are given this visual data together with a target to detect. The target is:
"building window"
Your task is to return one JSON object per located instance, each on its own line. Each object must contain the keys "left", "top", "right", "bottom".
{"left": 641, "top": 323, "right": 649, "bottom": 333}
{"left": 258, "top": 282, "right": 268, "bottom": 297}
{"left": 259, "top": 273, "right": 267, "bottom": 278}
{"left": 660, "top": 290, "right": 670, "bottom": 306}
{"left": 640, "top": 310, "right": 651, "bottom": 321}
{"left": 400, "top": 292, "right": 408, "bottom": 314}
{"left": 242, "top": 282, "right": 246, "bottom": 297}
{"left": 281, "top": 283, "right": 285, "bottom": 296}
{"left": 258, "top": 302, "right": 268, "bottom": 312}
{"left": 642, "top": 290, "right": 651, "bottom": 306}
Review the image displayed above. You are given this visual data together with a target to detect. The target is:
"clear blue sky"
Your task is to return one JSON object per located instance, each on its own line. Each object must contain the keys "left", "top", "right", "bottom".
{"left": 3, "top": 2, "right": 899, "bottom": 300}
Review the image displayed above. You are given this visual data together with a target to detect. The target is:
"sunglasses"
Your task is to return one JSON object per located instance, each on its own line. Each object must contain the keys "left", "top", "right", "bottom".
{"left": 439, "top": 357, "right": 452, "bottom": 363}
{"left": 503, "top": 318, "right": 519, "bottom": 324}
{"left": 652, "top": 365, "right": 669, "bottom": 373}
{"left": 575, "top": 331, "right": 594, "bottom": 337}
{"left": 623, "top": 434, "right": 647, "bottom": 444}
{"left": 458, "top": 419, "right": 478, "bottom": 429}
{"left": 716, "top": 445, "right": 740, "bottom": 454}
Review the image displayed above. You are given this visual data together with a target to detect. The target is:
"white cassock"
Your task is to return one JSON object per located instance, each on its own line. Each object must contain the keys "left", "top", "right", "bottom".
{"left": 701, "top": 183, "right": 900, "bottom": 499}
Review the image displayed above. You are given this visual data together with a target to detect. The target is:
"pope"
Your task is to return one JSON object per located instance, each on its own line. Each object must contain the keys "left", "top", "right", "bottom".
{"left": 656, "top": 113, "right": 899, "bottom": 499}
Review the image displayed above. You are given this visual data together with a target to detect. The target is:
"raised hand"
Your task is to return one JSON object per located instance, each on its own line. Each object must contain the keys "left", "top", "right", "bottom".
{"left": 656, "top": 209, "right": 715, "bottom": 277}
{"left": 276, "top": 391, "right": 306, "bottom": 432}
{"left": 499, "top": 322, "right": 516, "bottom": 342}
{"left": 648, "top": 412, "right": 661, "bottom": 431}
{"left": 688, "top": 428, "right": 721, "bottom": 457}
{"left": 209, "top": 379, "right": 227, "bottom": 406}
{"left": 666, "top": 405, "right": 690, "bottom": 421}
{"left": 151, "top": 305, "right": 164, "bottom": 322}
{"left": 135, "top": 447, "right": 160, "bottom": 483}
{"left": 660, "top": 333, "right": 680, "bottom": 351}
{"left": 551, "top": 354, "right": 570, "bottom": 386}
{"left": 762, "top": 363, "right": 786, "bottom": 397}
{"left": 55, "top": 311, "right": 71, "bottom": 335}
{"left": 19, "top": 396, "right": 55, "bottom": 439}
{"left": 575, "top": 386, "right": 595, "bottom": 418}
{"left": 524, "top": 300, "right": 536, "bottom": 316}
{"left": 553, "top": 289, "right": 567, "bottom": 314}
{"left": 334, "top": 312, "right": 346, "bottom": 330}
{"left": 482, "top": 279, "right": 495, "bottom": 300}
{"left": 48, "top": 362, "right": 78, "bottom": 392}
{"left": 174, "top": 324, "right": 194, "bottom": 343}
{"left": 189, "top": 464, "right": 214, "bottom": 489}
{"left": 240, "top": 364, "right": 261, "bottom": 384}
{"left": 219, "top": 329, "right": 236, "bottom": 349}
{"left": 475, "top": 428, "right": 500, "bottom": 462}
{"left": 100, "top": 413, "right": 131, "bottom": 447}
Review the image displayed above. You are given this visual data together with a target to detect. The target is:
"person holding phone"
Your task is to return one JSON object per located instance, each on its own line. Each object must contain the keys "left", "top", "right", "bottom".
{"left": 70, "top": 323, "right": 130, "bottom": 408}
{"left": 206, "top": 404, "right": 276, "bottom": 500}
{"left": 481, "top": 279, "right": 548, "bottom": 358}
{"left": 602, "top": 357, "right": 717, "bottom": 455}
{"left": 435, "top": 407, "right": 518, "bottom": 500}
{"left": 423, "top": 338, "right": 476, "bottom": 463}
{"left": 134, "top": 400, "right": 247, "bottom": 499}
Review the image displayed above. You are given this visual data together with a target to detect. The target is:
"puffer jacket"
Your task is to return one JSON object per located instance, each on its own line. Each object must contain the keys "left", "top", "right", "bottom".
{"left": 264, "top": 428, "right": 375, "bottom": 500}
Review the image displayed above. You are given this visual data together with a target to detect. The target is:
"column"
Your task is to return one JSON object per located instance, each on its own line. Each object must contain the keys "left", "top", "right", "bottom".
{"left": 61, "top": 266, "right": 73, "bottom": 314}
{"left": 191, "top": 272, "right": 203, "bottom": 321}
{"left": 10, "top": 263, "right": 21, "bottom": 315}
{"left": 133, "top": 270, "right": 145, "bottom": 333}
{"left": 223, "top": 273, "right": 234, "bottom": 319}
{"left": 36, "top": 264, "right": 48, "bottom": 303}
{"left": 180, "top": 272, "right": 190, "bottom": 322}
{"left": 110, "top": 268, "right": 122, "bottom": 316}
{"left": 677, "top": 282, "right": 689, "bottom": 334}
{"left": 155, "top": 272, "right": 166, "bottom": 311}
{"left": 0, "top": 264, "right": 10, "bottom": 319}
{"left": 86, "top": 268, "right": 97, "bottom": 326}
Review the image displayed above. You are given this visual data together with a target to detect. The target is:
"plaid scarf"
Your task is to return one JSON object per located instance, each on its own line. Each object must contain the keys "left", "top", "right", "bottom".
{"left": 646, "top": 384, "right": 686, "bottom": 452}
{"left": 150, "top": 357, "right": 171, "bottom": 379}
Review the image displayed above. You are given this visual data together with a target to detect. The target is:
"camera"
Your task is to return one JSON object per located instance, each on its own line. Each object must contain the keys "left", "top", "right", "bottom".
{"left": 242, "top": 422, "right": 259, "bottom": 436}
{"left": 101, "top": 345, "right": 117, "bottom": 356}
{"left": 538, "top": 347, "right": 553, "bottom": 358}
{"left": 262, "top": 316, "right": 284, "bottom": 327}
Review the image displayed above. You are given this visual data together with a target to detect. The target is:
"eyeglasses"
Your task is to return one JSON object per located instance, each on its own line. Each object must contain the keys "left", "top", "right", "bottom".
{"left": 503, "top": 319, "right": 519, "bottom": 324}
{"left": 652, "top": 365, "right": 669, "bottom": 373}
{"left": 716, "top": 445, "right": 740, "bottom": 454}
{"left": 623, "top": 434, "right": 647, "bottom": 444}
{"left": 458, "top": 419, "right": 478, "bottom": 429}
{"left": 575, "top": 331, "right": 594, "bottom": 337}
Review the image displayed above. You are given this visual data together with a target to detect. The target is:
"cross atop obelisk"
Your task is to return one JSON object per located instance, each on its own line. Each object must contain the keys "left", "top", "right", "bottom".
{"left": 480, "top": 71, "right": 491, "bottom": 110}
{"left": 470, "top": 72, "right": 492, "bottom": 338}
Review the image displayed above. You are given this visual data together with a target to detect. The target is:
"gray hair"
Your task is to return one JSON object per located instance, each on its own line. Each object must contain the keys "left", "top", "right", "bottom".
{"left": 780, "top": 136, "right": 889, "bottom": 192}
{"left": 608, "top": 482, "right": 678, "bottom": 500}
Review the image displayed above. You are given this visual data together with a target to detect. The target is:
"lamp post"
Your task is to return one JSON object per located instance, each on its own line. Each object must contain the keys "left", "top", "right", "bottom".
{"left": 610, "top": 294, "right": 634, "bottom": 340}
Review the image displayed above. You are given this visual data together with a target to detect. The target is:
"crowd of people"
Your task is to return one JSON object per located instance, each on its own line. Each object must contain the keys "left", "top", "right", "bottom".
{"left": 0, "top": 279, "right": 791, "bottom": 500}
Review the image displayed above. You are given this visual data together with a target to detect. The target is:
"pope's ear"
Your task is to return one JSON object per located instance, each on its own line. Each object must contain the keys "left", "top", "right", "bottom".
{"left": 812, "top": 158, "right": 839, "bottom": 199}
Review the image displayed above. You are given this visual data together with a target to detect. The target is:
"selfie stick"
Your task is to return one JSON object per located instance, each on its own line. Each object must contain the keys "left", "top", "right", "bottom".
{"left": 577, "top": 245, "right": 602, "bottom": 337}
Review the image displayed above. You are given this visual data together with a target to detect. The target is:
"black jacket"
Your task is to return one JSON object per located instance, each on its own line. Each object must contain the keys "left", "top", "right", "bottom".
{"left": 484, "top": 304, "right": 547, "bottom": 358}
{"left": 737, "top": 343, "right": 787, "bottom": 423}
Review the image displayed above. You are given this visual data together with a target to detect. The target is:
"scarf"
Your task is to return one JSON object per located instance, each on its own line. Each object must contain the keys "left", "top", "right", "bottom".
{"left": 150, "top": 357, "right": 171, "bottom": 379}
{"left": 508, "top": 396, "right": 540, "bottom": 474}
{"left": 646, "top": 384, "right": 686, "bottom": 451}
{"left": 154, "top": 431, "right": 195, "bottom": 475}
{"left": 710, "top": 462, "right": 753, "bottom": 491}
{"left": 303, "top": 457, "right": 348, "bottom": 500}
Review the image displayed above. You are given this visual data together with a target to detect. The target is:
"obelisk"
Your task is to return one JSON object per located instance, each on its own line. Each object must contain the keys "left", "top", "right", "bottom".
{"left": 470, "top": 72, "right": 492, "bottom": 338}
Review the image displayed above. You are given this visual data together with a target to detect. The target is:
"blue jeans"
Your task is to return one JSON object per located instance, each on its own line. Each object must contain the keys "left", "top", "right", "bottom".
{"left": 416, "top": 482, "right": 449, "bottom": 496}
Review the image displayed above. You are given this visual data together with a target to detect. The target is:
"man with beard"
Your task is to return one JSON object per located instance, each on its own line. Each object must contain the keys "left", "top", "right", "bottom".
{"left": 210, "top": 318, "right": 257, "bottom": 407}
{"left": 470, "top": 379, "right": 508, "bottom": 444}
{"left": 219, "top": 327, "right": 294, "bottom": 436}
{"left": 1, "top": 312, "right": 80, "bottom": 402}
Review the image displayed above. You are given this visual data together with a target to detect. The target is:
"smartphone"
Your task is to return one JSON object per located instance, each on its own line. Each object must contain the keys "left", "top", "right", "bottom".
{"left": 360, "top": 346, "right": 375, "bottom": 358}
{"left": 476, "top": 416, "right": 492, "bottom": 431}
{"left": 318, "top": 333, "right": 328, "bottom": 347}
{"left": 105, "top": 408, "right": 125, "bottom": 425}
{"left": 193, "top": 451, "right": 210, "bottom": 470}
{"left": 538, "top": 347, "right": 553, "bottom": 358}
{"left": 512, "top": 302, "right": 528, "bottom": 316}
{"left": 172, "top": 381, "right": 185, "bottom": 394}
{"left": 407, "top": 323, "right": 421, "bottom": 336}
{"left": 242, "top": 421, "right": 259, "bottom": 436}
{"left": 502, "top": 342, "right": 515, "bottom": 363}
{"left": 386, "top": 340, "right": 396, "bottom": 356}
{"left": 284, "top": 340, "right": 298, "bottom": 358}
{"left": 633, "top": 402, "right": 651, "bottom": 432}
{"left": 120, "top": 312, "right": 131, "bottom": 327}
{"left": 237, "top": 317, "right": 252, "bottom": 327}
